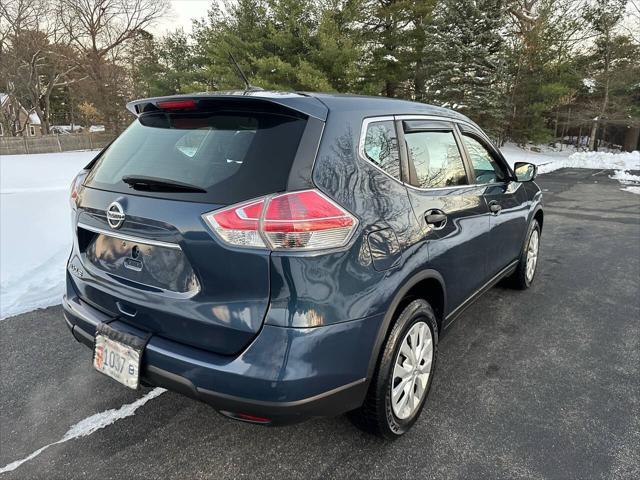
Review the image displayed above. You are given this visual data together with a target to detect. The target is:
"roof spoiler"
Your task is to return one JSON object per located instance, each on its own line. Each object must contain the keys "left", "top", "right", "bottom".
{"left": 126, "top": 92, "right": 328, "bottom": 121}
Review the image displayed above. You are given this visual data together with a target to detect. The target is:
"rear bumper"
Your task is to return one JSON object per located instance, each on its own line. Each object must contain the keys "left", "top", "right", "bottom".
{"left": 63, "top": 293, "right": 382, "bottom": 425}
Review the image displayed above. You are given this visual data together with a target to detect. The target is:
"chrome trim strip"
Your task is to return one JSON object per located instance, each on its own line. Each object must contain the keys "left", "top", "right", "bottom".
{"left": 357, "top": 114, "right": 492, "bottom": 194}
{"left": 357, "top": 116, "right": 398, "bottom": 181}
{"left": 77, "top": 222, "right": 181, "bottom": 250}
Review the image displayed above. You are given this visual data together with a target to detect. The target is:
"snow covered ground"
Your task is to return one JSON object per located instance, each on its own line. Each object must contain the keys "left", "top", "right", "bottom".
{"left": 501, "top": 143, "right": 640, "bottom": 176}
{"left": 1, "top": 150, "right": 97, "bottom": 319}
{"left": 0, "top": 145, "right": 638, "bottom": 320}
{"left": 501, "top": 144, "right": 640, "bottom": 191}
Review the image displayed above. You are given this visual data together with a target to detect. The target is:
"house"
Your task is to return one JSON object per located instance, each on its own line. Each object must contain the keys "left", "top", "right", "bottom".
{"left": 0, "top": 93, "right": 42, "bottom": 137}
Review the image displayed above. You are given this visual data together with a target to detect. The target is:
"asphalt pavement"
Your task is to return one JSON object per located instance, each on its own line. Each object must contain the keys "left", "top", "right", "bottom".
{"left": 1, "top": 168, "right": 639, "bottom": 479}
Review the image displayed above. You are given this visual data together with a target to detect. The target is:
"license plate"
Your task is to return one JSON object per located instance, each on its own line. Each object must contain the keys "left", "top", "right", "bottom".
{"left": 93, "top": 334, "right": 141, "bottom": 389}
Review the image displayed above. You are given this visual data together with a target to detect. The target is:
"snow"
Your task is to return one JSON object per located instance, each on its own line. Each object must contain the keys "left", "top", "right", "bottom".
{"left": 500, "top": 143, "right": 577, "bottom": 170}
{"left": 500, "top": 144, "right": 640, "bottom": 175}
{"left": 609, "top": 169, "right": 640, "bottom": 184}
{"left": 621, "top": 186, "right": 640, "bottom": 195}
{"left": 28, "top": 112, "right": 41, "bottom": 125}
{"left": 582, "top": 78, "right": 596, "bottom": 93}
{"left": 0, "top": 387, "right": 165, "bottom": 473}
{"left": 383, "top": 54, "right": 399, "bottom": 63}
{"left": 0, "top": 150, "right": 97, "bottom": 320}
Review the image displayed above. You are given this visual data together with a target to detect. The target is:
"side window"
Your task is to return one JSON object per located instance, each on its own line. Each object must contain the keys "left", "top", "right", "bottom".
{"left": 363, "top": 120, "right": 401, "bottom": 180}
{"left": 404, "top": 130, "right": 467, "bottom": 188}
{"left": 462, "top": 135, "right": 507, "bottom": 184}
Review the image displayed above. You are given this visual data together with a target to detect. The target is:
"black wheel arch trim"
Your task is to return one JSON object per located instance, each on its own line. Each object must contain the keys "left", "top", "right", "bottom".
{"left": 531, "top": 205, "right": 544, "bottom": 227}
{"left": 365, "top": 269, "right": 446, "bottom": 380}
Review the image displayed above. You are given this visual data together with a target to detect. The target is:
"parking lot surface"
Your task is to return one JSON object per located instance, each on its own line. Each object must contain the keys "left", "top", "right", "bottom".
{"left": 1, "top": 169, "right": 639, "bottom": 479}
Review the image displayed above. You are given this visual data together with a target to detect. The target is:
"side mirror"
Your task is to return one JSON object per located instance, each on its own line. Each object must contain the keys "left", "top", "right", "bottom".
{"left": 514, "top": 162, "right": 537, "bottom": 182}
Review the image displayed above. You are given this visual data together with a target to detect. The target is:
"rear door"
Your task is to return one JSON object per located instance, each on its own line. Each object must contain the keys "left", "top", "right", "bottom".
{"left": 458, "top": 125, "right": 529, "bottom": 276}
{"left": 72, "top": 101, "right": 320, "bottom": 355}
{"left": 399, "top": 118, "right": 491, "bottom": 313}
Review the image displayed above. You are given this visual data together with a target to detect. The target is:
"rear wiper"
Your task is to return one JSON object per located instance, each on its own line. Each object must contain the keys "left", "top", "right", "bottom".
{"left": 122, "top": 175, "right": 206, "bottom": 193}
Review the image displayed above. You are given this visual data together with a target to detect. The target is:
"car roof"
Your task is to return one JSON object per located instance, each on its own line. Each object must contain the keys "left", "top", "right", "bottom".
{"left": 303, "top": 92, "right": 473, "bottom": 122}
{"left": 127, "top": 90, "right": 476, "bottom": 127}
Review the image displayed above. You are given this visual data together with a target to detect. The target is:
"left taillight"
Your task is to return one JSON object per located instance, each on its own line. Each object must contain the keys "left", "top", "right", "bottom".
{"left": 202, "top": 189, "right": 358, "bottom": 251}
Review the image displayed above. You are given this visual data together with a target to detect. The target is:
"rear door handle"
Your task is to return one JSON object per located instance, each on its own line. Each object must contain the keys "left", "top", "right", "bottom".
{"left": 489, "top": 201, "right": 502, "bottom": 214}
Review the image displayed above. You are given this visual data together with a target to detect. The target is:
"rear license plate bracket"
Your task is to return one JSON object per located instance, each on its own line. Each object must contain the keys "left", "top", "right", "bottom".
{"left": 93, "top": 323, "right": 149, "bottom": 389}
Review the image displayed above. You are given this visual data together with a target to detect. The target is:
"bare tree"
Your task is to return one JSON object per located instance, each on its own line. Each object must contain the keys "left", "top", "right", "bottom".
{"left": 0, "top": 0, "right": 83, "bottom": 133}
{"left": 57, "top": 0, "right": 169, "bottom": 132}
{"left": 624, "top": 0, "right": 640, "bottom": 44}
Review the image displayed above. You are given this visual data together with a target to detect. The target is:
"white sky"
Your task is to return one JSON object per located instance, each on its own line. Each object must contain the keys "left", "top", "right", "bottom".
{"left": 150, "top": 0, "right": 213, "bottom": 36}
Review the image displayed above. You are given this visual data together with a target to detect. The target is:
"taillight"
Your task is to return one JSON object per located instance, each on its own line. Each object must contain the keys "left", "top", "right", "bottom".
{"left": 204, "top": 198, "right": 266, "bottom": 248}
{"left": 69, "top": 170, "right": 87, "bottom": 208}
{"left": 202, "top": 189, "right": 358, "bottom": 251}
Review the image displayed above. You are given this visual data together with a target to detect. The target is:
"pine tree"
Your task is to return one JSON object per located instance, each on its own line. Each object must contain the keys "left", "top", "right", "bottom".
{"left": 423, "top": 0, "right": 508, "bottom": 137}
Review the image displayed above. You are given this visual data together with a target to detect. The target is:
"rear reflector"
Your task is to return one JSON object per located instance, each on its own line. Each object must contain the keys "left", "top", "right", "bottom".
{"left": 203, "top": 189, "right": 357, "bottom": 251}
{"left": 156, "top": 99, "right": 197, "bottom": 110}
{"left": 219, "top": 410, "right": 272, "bottom": 424}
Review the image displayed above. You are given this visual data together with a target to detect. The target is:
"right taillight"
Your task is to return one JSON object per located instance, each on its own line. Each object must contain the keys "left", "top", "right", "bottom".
{"left": 202, "top": 189, "right": 358, "bottom": 251}
{"left": 69, "top": 170, "right": 88, "bottom": 208}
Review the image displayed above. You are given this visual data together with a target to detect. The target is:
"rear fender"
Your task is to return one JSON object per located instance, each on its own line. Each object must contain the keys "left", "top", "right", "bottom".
{"left": 365, "top": 269, "right": 446, "bottom": 380}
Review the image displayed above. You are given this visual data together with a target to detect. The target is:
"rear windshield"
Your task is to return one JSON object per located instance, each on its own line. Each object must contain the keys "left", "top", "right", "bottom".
{"left": 86, "top": 111, "right": 307, "bottom": 204}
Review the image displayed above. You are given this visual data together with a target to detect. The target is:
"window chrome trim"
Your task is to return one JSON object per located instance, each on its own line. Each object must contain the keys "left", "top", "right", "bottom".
{"left": 357, "top": 116, "right": 399, "bottom": 180}
{"left": 77, "top": 222, "right": 181, "bottom": 250}
{"left": 358, "top": 114, "right": 500, "bottom": 193}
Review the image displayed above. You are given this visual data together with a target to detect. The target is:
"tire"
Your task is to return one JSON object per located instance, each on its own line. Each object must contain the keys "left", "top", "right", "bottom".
{"left": 509, "top": 219, "right": 541, "bottom": 290}
{"left": 349, "top": 299, "right": 438, "bottom": 439}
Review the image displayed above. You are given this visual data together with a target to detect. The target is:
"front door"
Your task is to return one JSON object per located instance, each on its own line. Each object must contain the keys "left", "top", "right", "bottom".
{"left": 458, "top": 128, "right": 529, "bottom": 276}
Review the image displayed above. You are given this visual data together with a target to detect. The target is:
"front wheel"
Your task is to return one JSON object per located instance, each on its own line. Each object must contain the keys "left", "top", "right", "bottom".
{"left": 510, "top": 219, "right": 541, "bottom": 289}
{"left": 348, "top": 299, "right": 438, "bottom": 439}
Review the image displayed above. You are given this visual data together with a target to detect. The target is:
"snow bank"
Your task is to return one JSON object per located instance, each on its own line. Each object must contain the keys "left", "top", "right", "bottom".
{"left": 610, "top": 169, "right": 640, "bottom": 185}
{"left": 536, "top": 150, "right": 640, "bottom": 175}
{"left": 500, "top": 144, "right": 640, "bottom": 190}
{"left": 500, "top": 143, "right": 575, "bottom": 170}
{"left": 1, "top": 150, "right": 97, "bottom": 319}
{"left": 500, "top": 143, "right": 640, "bottom": 172}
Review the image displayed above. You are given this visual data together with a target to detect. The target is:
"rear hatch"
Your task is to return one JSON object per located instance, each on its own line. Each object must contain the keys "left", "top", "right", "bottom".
{"left": 71, "top": 97, "right": 321, "bottom": 355}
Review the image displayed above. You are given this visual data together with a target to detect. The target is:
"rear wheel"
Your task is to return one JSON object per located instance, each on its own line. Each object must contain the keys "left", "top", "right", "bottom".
{"left": 349, "top": 299, "right": 438, "bottom": 439}
{"left": 510, "top": 219, "right": 541, "bottom": 289}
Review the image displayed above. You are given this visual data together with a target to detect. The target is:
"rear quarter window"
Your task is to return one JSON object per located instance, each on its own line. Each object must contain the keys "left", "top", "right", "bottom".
{"left": 362, "top": 120, "right": 401, "bottom": 180}
{"left": 86, "top": 111, "right": 307, "bottom": 204}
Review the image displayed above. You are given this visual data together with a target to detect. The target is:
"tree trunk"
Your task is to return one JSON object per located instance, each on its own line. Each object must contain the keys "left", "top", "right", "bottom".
{"left": 624, "top": 126, "right": 640, "bottom": 152}
{"left": 43, "top": 96, "right": 51, "bottom": 134}
{"left": 591, "top": 30, "right": 612, "bottom": 151}
{"left": 588, "top": 120, "right": 598, "bottom": 151}
{"left": 578, "top": 125, "right": 582, "bottom": 149}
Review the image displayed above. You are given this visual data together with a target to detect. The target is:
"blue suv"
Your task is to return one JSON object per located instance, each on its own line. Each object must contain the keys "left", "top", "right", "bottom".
{"left": 63, "top": 92, "right": 543, "bottom": 438}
